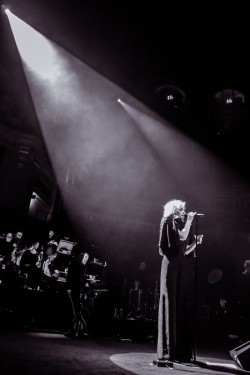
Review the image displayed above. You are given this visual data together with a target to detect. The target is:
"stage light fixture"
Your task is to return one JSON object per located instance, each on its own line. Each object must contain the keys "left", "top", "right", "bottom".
{"left": 1, "top": 5, "right": 10, "bottom": 14}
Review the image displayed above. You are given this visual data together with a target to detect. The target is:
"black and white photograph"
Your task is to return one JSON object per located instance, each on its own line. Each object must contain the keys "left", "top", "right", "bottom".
{"left": 0, "top": 1, "right": 250, "bottom": 374}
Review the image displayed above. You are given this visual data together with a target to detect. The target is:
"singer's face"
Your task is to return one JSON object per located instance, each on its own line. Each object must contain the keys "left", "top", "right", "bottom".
{"left": 174, "top": 204, "right": 186, "bottom": 219}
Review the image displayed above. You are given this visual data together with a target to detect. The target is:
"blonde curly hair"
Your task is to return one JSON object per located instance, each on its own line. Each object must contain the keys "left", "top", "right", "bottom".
{"left": 163, "top": 199, "right": 186, "bottom": 218}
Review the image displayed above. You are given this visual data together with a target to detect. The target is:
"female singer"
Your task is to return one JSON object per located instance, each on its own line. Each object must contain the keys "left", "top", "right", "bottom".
{"left": 157, "top": 199, "right": 203, "bottom": 363}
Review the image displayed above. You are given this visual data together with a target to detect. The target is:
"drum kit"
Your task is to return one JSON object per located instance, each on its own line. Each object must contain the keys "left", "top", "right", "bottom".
{"left": 79, "top": 259, "right": 109, "bottom": 315}
{"left": 55, "top": 257, "right": 107, "bottom": 287}
{"left": 67, "top": 258, "right": 109, "bottom": 336}
{"left": 127, "top": 281, "right": 159, "bottom": 320}
{"left": 85, "top": 258, "right": 108, "bottom": 291}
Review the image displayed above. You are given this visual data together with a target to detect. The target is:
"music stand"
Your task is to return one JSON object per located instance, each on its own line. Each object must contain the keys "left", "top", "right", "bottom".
{"left": 56, "top": 239, "right": 75, "bottom": 255}
{"left": 54, "top": 240, "right": 75, "bottom": 273}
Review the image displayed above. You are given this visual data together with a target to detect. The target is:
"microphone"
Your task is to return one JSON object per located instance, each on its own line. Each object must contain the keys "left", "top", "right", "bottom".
{"left": 185, "top": 212, "right": 205, "bottom": 217}
{"left": 195, "top": 213, "right": 204, "bottom": 217}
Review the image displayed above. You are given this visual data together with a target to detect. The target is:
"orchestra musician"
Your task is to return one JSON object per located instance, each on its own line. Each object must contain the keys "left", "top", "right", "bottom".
{"left": 40, "top": 244, "right": 58, "bottom": 289}
{"left": 20, "top": 241, "right": 41, "bottom": 289}
{"left": 0, "top": 233, "right": 14, "bottom": 271}
{"left": 11, "top": 231, "right": 24, "bottom": 271}
{"left": 65, "top": 251, "right": 89, "bottom": 337}
{"left": 41, "top": 229, "right": 59, "bottom": 254}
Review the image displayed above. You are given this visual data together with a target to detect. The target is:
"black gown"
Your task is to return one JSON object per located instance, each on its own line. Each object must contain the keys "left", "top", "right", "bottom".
{"left": 157, "top": 215, "right": 195, "bottom": 362}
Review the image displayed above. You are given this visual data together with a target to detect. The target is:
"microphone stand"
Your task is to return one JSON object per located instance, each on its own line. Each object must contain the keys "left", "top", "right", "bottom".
{"left": 193, "top": 215, "right": 204, "bottom": 362}
{"left": 193, "top": 215, "right": 200, "bottom": 364}
{"left": 173, "top": 215, "right": 201, "bottom": 371}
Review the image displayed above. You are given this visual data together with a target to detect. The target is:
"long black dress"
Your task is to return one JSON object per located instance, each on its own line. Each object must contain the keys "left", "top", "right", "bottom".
{"left": 157, "top": 215, "right": 195, "bottom": 362}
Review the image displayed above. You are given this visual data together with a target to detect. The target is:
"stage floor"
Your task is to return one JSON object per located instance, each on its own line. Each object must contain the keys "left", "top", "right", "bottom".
{"left": 0, "top": 328, "right": 245, "bottom": 375}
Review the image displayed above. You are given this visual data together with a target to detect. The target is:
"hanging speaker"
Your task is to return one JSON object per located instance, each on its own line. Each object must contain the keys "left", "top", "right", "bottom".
{"left": 229, "top": 340, "right": 250, "bottom": 371}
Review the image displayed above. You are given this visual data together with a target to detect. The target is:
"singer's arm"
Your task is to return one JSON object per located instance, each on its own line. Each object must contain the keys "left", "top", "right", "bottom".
{"left": 178, "top": 212, "right": 196, "bottom": 241}
{"left": 184, "top": 234, "right": 203, "bottom": 255}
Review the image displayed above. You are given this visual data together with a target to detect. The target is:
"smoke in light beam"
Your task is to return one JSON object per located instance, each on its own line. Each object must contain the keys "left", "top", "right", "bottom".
{"left": 5, "top": 11, "right": 169, "bottom": 220}
{"left": 6, "top": 10, "right": 61, "bottom": 84}
{"left": 5, "top": 10, "right": 246, "bottom": 266}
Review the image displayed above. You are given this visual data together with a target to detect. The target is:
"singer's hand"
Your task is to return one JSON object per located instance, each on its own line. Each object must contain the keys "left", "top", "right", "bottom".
{"left": 187, "top": 212, "right": 196, "bottom": 221}
{"left": 194, "top": 234, "right": 203, "bottom": 245}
